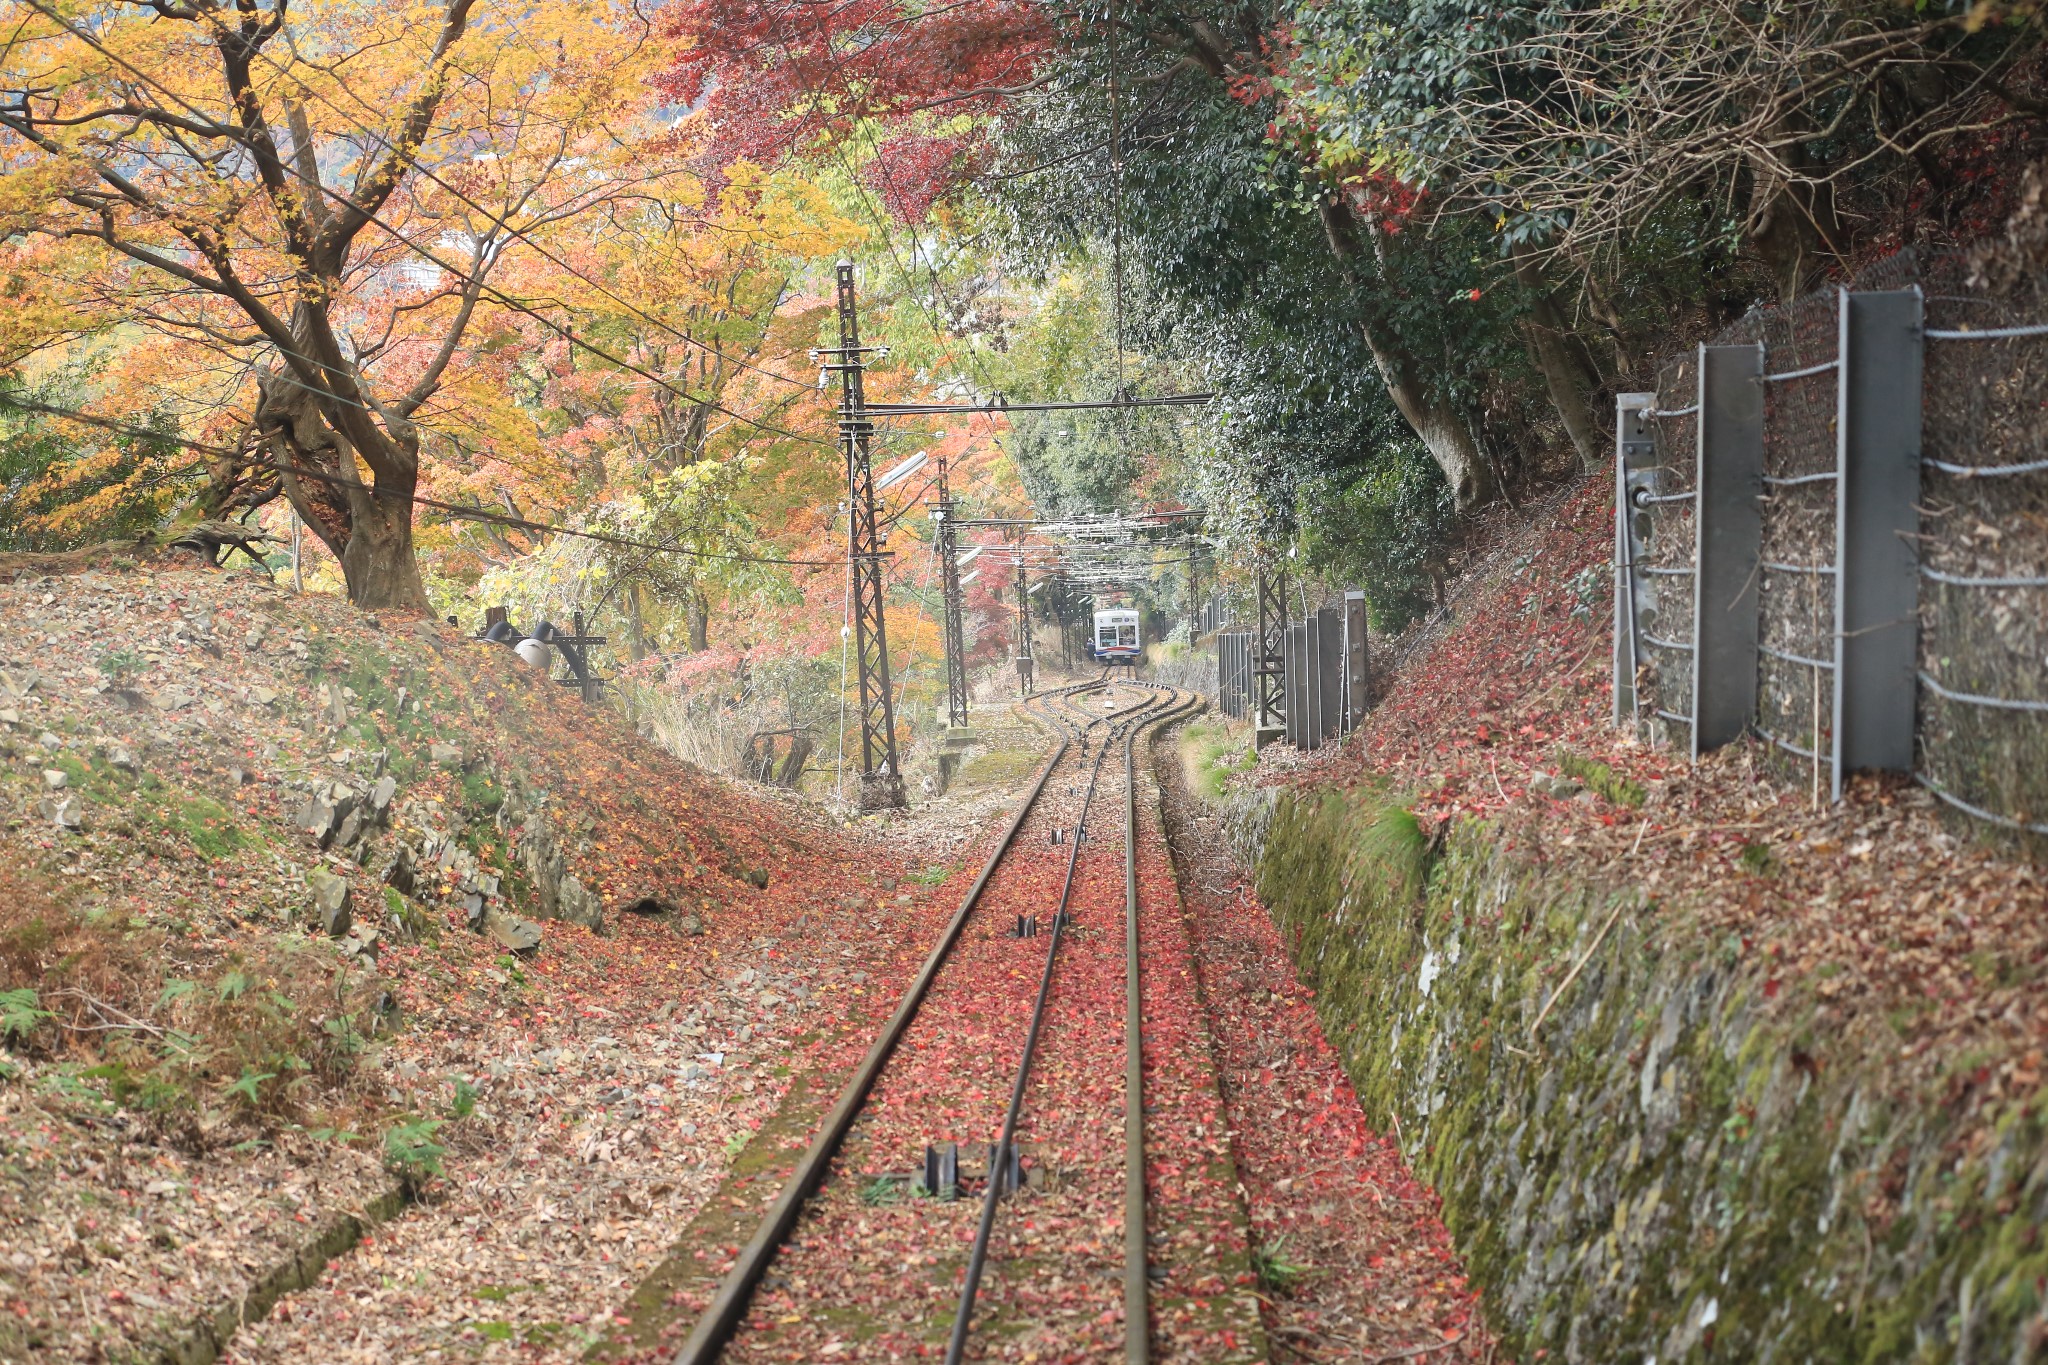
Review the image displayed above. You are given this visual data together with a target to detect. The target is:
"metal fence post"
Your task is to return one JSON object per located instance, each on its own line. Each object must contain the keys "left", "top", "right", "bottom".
{"left": 1217, "top": 634, "right": 1232, "bottom": 716}
{"left": 1284, "top": 622, "right": 1307, "bottom": 747}
{"left": 1314, "top": 606, "right": 1341, "bottom": 743}
{"left": 1614, "top": 393, "right": 1656, "bottom": 726}
{"left": 1342, "top": 591, "right": 1369, "bottom": 732}
{"left": 1833, "top": 287, "right": 1924, "bottom": 799}
{"left": 1692, "top": 344, "right": 1765, "bottom": 756}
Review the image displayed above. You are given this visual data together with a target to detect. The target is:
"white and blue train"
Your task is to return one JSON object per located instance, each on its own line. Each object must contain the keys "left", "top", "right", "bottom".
{"left": 1091, "top": 607, "right": 1141, "bottom": 666}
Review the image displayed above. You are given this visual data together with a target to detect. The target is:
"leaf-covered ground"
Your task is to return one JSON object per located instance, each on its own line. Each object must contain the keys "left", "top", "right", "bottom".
{"left": 1154, "top": 738, "right": 1492, "bottom": 1362}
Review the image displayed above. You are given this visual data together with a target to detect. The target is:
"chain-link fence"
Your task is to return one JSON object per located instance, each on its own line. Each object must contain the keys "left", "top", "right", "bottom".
{"left": 1619, "top": 245, "right": 2048, "bottom": 853}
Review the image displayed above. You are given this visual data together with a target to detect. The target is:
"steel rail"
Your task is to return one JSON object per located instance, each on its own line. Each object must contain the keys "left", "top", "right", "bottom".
{"left": 944, "top": 683, "right": 1171, "bottom": 1365}
{"left": 667, "top": 676, "right": 1107, "bottom": 1365}
{"left": 1120, "top": 681, "right": 1200, "bottom": 1365}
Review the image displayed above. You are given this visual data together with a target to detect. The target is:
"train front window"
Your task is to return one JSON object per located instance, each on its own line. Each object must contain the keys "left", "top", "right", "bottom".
{"left": 1117, "top": 624, "right": 1137, "bottom": 647}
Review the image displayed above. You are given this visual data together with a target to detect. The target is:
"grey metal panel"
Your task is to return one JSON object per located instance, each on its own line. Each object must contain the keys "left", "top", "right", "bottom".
{"left": 1691, "top": 345, "right": 1765, "bottom": 756}
{"left": 1614, "top": 394, "right": 1656, "bottom": 726}
{"left": 1301, "top": 613, "right": 1323, "bottom": 745}
{"left": 1342, "top": 592, "right": 1369, "bottom": 732}
{"left": 1316, "top": 607, "right": 1342, "bottom": 744}
{"left": 1217, "top": 635, "right": 1232, "bottom": 716}
{"left": 1833, "top": 288, "right": 1923, "bottom": 800}
{"left": 1223, "top": 633, "right": 1240, "bottom": 717}
{"left": 1229, "top": 633, "right": 1249, "bottom": 718}
{"left": 1284, "top": 624, "right": 1308, "bottom": 747}
{"left": 1227, "top": 634, "right": 1241, "bottom": 718}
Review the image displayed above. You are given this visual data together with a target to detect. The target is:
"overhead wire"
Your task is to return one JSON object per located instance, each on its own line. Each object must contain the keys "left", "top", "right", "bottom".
{"left": 0, "top": 392, "right": 834, "bottom": 568}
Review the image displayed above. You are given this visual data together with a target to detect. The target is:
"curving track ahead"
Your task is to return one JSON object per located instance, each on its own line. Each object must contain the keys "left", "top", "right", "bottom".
{"left": 667, "top": 676, "right": 1199, "bottom": 1364}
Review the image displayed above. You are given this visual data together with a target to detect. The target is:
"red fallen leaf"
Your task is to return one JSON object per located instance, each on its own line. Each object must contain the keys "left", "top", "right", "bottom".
{"left": 1764, "top": 978, "right": 1782, "bottom": 999}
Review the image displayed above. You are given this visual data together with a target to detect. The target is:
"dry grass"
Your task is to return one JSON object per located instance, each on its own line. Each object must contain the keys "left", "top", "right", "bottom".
{"left": 0, "top": 866, "right": 386, "bottom": 1141}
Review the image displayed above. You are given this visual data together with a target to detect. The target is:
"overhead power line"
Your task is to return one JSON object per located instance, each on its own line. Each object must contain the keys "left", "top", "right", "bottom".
{"left": 0, "top": 392, "right": 833, "bottom": 568}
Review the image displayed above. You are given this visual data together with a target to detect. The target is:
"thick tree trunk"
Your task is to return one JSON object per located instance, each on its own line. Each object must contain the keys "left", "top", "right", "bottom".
{"left": 626, "top": 582, "right": 648, "bottom": 663}
{"left": 258, "top": 374, "right": 430, "bottom": 612}
{"left": 338, "top": 485, "right": 430, "bottom": 610}
{"left": 1745, "top": 142, "right": 1843, "bottom": 303}
{"left": 686, "top": 587, "right": 709, "bottom": 653}
{"left": 1513, "top": 252, "right": 1606, "bottom": 472}
{"left": 1317, "top": 198, "right": 1496, "bottom": 509}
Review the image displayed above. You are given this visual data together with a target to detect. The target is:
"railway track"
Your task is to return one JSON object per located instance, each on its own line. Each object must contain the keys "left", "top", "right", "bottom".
{"left": 668, "top": 675, "right": 1199, "bottom": 1364}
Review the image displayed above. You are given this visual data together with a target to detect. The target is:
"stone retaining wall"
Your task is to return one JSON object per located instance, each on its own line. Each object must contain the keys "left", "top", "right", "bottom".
{"left": 1238, "top": 785, "right": 2048, "bottom": 1361}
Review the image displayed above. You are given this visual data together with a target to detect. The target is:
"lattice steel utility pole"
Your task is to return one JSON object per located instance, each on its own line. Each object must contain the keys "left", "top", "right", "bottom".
{"left": 1013, "top": 556, "right": 1036, "bottom": 696}
{"left": 1254, "top": 557, "right": 1288, "bottom": 749}
{"left": 821, "top": 263, "right": 906, "bottom": 810}
{"left": 932, "top": 455, "right": 970, "bottom": 730}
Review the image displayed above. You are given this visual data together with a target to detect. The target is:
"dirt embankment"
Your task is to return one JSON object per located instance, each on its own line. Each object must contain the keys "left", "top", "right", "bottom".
{"left": 0, "top": 557, "right": 948, "bottom": 1363}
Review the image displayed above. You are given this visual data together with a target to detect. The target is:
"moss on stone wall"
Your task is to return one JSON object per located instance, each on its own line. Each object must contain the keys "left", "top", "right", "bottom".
{"left": 1247, "top": 785, "right": 2048, "bottom": 1362}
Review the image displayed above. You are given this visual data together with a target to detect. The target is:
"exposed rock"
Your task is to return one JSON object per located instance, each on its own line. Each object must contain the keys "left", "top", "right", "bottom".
{"left": 106, "top": 747, "right": 139, "bottom": 773}
{"left": 507, "top": 790, "right": 604, "bottom": 932}
{"left": 380, "top": 845, "right": 417, "bottom": 896}
{"left": 150, "top": 688, "right": 195, "bottom": 712}
{"left": 369, "top": 774, "right": 397, "bottom": 817}
{"left": 676, "top": 911, "right": 706, "bottom": 936}
{"left": 340, "top": 925, "right": 380, "bottom": 962}
{"left": 334, "top": 808, "right": 364, "bottom": 850}
{"left": 319, "top": 682, "right": 348, "bottom": 727}
{"left": 481, "top": 909, "right": 543, "bottom": 956}
{"left": 384, "top": 892, "right": 436, "bottom": 945}
{"left": 429, "top": 742, "right": 463, "bottom": 767}
{"left": 297, "top": 796, "right": 340, "bottom": 848}
{"left": 307, "top": 868, "right": 352, "bottom": 938}
{"left": 555, "top": 876, "right": 604, "bottom": 933}
{"left": 39, "top": 795, "right": 83, "bottom": 831}
{"left": 41, "top": 769, "right": 66, "bottom": 790}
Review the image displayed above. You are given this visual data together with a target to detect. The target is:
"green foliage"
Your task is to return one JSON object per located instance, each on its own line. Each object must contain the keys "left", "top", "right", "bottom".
{"left": 1181, "top": 719, "right": 1257, "bottom": 803}
{"left": 449, "top": 1078, "right": 480, "bottom": 1120}
{"left": 383, "top": 1115, "right": 448, "bottom": 1182}
{"left": 1555, "top": 749, "right": 1646, "bottom": 809}
{"left": 134, "top": 781, "right": 248, "bottom": 860}
{"left": 1251, "top": 1236, "right": 1310, "bottom": 1296}
{"left": 0, "top": 988, "right": 51, "bottom": 1043}
{"left": 95, "top": 650, "right": 146, "bottom": 682}
{"left": 1297, "top": 445, "right": 1454, "bottom": 634}
{"left": 0, "top": 374, "right": 188, "bottom": 553}
{"left": 224, "top": 1066, "right": 276, "bottom": 1108}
